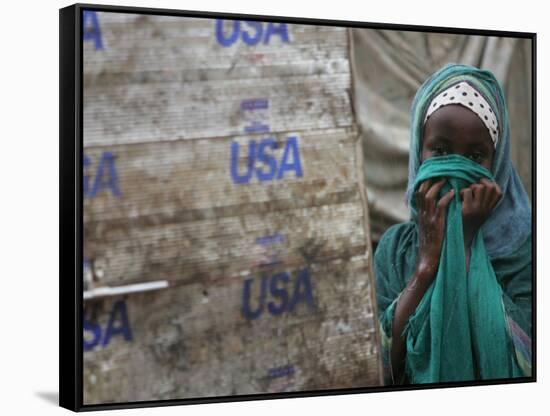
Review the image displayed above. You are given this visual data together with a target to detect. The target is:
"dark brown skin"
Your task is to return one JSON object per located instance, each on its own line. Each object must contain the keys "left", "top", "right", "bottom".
{"left": 389, "top": 104, "right": 503, "bottom": 383}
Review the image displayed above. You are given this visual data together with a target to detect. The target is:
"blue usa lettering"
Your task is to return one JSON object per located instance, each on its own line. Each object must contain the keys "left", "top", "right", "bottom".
{"left": 84, "top": 152, "right": 122, "bottom": 198}
{"left": 83, "top": 299, "right": 133, "bottom": 351}
{"left": 241, "top": 98, "right": 270, "bottom": 134}
{"left": 241, "top": 268, "right": 315, "bottom": 320}
{"left": 216, "top": 20, "right": 290, "bottom": 47}
{"left": 83, "top": 10, "right": 103, "bottom": 50}
{"left": 230, "top": 136, "right": 303, "bottom": 184}
{"left": 267, "top": 364, "right": 295, "bottom": 379}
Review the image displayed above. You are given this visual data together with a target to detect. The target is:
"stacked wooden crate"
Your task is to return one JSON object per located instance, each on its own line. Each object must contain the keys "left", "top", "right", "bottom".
{"left": 82, "top": 10, "right": 382, "bottom": 404}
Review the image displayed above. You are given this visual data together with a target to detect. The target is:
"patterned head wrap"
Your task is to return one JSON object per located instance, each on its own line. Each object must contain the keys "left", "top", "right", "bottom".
{"left": 406, "top": 63, "right": 531, "bottom": 258}
{"left": 424, "top": 81, "right": 499, "bottom": 147}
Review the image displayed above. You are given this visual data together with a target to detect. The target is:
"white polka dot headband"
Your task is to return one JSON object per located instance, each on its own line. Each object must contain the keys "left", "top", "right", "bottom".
{"left": 424, "top": 81, "right": 499, "bottom": 147}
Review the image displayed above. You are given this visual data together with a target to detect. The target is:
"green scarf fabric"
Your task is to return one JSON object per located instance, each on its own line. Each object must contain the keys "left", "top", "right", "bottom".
{"left": 403, "top": 153, "right": 523, "bottom": 383}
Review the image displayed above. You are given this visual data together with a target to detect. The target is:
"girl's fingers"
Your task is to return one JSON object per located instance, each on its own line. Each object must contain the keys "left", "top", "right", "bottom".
{"left": 479, "top": 178, "right": 494, "bottom": 188}
{"left": 418, "top": 179, "right": 432, "bottom": 195}
{"left": 436, "top": 189, "right": 455, "bottom": 211}
{"left": 471, "top": 183, "right": 486, "bottom": 205}
{"left": 462, "top": 188, "right": 473, "bottom": 206}
{"left": 478, "top": 178, "right": 503, "bottom": 207}
{"left": 479, "top": 178, "right": 503, "bottom": 206}
{"left": 416, "top": 182, "right": 426, "bottom": 208}
{"left": 425, "top": 178, "right": 446, "bottom": 201}
{"left": 479, "top": 178, "right": 501, "bottom": 197}
{"left": 416, "top": 179, "right": 433, "bottom": 210}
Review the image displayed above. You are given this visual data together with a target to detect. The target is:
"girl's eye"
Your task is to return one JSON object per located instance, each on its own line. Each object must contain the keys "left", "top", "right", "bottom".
{"left": 468, "top": 152, "right": 484, "bottom": 162}
{"left": 433, "top": 147, "right": 448, "bottom": 156}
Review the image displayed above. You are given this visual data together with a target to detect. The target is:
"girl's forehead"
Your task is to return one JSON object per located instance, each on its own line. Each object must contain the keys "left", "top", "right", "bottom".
{"left": 422, "top": 105, "right": 494, "bottom": 149}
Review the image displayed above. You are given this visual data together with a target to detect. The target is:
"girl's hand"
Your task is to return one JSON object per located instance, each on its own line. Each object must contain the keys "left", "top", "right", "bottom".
{"left": 460, "top": 178, "right": 502, "bottom": 247}
{"left": 415, "top": 178, "right": 455, "bottom": 281}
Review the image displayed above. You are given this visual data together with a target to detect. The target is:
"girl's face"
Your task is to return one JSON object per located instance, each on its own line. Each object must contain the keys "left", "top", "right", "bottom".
{"left": 421, "top": 104, "right": 495, "bottom": 170}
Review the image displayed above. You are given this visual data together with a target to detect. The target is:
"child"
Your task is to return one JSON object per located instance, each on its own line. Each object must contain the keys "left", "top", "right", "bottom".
{"left": 374, "top": 63, "right": 532, "bottom": 385}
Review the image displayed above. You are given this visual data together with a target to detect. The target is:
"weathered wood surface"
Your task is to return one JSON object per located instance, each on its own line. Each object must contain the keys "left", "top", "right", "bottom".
{"left": 83, "top": 13, "right": 353, "bottom": 146}
{"left": 84, "top": 128, "right": 364, "bottom": 287}
{"left": 82, "top": 10, "right": 382, "bottom": 405}
{"left": 83, "top": 253, "right": 379, "bottom": 402}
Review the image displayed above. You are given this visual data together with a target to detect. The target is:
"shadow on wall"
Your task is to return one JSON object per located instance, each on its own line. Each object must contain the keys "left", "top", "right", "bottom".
{"left": 35, "top": 391, "right": 58, "bottom": 406}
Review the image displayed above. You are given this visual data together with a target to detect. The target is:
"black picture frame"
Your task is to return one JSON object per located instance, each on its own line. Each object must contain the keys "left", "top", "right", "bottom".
{"left": 60, "top": 2, "right": 536, "bottom": 412}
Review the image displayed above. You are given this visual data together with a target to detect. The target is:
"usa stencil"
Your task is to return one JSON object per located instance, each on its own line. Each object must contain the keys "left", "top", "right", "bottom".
{"left": 240, "top": 98, "right": 270, "bottom": 134}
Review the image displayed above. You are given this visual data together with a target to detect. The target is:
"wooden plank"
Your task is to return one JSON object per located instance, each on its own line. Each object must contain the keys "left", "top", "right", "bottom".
{"left": 83, "top": 128, "right": 357, "bottom": 219}
{"left": 83, "top": 12, "right": 353, "bottom": 146}
{"left": 83, "top": 128, "right": 363, "bottom": 287}
{"left": 83, "top": 254, "right": 380, "bottom": 403}
{"left": 83, "top": 14, "right": 349, "bottom": 75}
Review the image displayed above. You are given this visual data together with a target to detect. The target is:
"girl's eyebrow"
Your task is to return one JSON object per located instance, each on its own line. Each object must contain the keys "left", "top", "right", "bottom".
{"left": 467, "top": 139, "right": 493, "bottom": 152}
{"left": 427, "top": 136, "right": 451, "bottom": 144}
{"left": 470, "top": 144, "right": 491, "bottom": 152}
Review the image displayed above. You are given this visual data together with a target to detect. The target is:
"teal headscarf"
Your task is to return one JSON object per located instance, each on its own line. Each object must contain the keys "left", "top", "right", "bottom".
{"left": 407, "top": 63, "right": 531, "bottom": 258}
{"left": 374, "top": 63, "right": 532, "bottom": 385}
